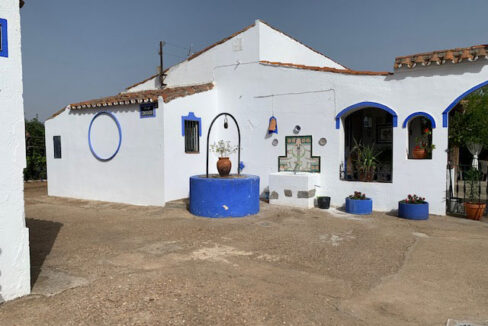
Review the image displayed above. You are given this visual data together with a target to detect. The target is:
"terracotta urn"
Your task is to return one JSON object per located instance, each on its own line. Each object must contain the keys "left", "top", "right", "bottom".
{"left": 412, "top": 148, "right": 427, "bottom": 159}
{"left": 358, "top": 168, "right": 375, "bottom": 182}
{"left": 217, "top": 157, "right": 231, "bottom": 177}
{"left": 464, "top": 202, "right": 486, "bottom": 220}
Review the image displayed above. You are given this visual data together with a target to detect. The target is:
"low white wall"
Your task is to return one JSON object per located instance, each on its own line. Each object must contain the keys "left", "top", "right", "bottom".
{"left": 46, "top": 104, "right": 165, "bottom": 206}
{"left": 0, "top": 0, "right": 30, "bottom": 302}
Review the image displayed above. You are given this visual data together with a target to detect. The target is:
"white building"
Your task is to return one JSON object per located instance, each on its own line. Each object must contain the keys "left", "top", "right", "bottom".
{"left": 0, "top": 0, "right": 30, "bottom": 302}
{"left": 46, "top": 19, "right": 488, "bottom": 215}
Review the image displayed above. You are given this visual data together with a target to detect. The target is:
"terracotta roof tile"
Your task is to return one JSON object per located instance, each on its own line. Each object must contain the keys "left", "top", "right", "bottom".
{"left": 260, "top": 61, "right": 391, "bottom": 76}
{"left": 395, "top": 44, "right": 488, "bottom": 69}
{"left": 67, "top": 83, "right": 214, "bottom": 110}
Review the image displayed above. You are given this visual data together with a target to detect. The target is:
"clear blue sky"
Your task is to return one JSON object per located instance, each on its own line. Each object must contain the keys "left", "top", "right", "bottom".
{"left": 20, "top": 0, "right": 488, "bottom": 121}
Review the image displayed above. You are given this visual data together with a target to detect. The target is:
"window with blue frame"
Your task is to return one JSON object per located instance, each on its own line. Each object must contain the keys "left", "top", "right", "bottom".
{"left": 181, "top": 112, "right": 202, "bottom": 153}
{"left": 140, "top": 102, "right": 157, "bottom": 118}
{"left": 0, "top": 18, "right": 8, "bottom": 58}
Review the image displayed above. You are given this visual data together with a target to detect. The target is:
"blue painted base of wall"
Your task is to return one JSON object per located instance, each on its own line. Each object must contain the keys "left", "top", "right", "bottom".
{"left": 345, "top": 198, "right": 373, "bottom": 215}
{"left": 398, "top": 202, "right": 429, "bottom": 220}
{"left": 189, "top": 174, "right": 260, "bottom": 218}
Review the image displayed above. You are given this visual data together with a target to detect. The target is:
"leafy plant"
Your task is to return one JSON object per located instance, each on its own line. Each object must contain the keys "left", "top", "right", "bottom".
{"left": 351, "top": 139, "right": 381, "bottom": 180}
{"left": 449, "top": 89, "right": 488, "bottom": 148}
{"left": 415, "top": 128, "right": 436, "bottom": 153}
{"left": 400, "top": 194, "right": 426, "bottom": 204}
{"left": 349, "top": 191, "right": 367, "bottom": 200}
{"left": 464, "top": 167, "right": 483, "bottom": 203}
{"left": 210, "top": 140, "right": 238, "bottom": 158}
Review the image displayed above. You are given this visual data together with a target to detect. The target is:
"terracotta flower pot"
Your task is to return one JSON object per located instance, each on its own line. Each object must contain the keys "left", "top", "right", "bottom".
{"left": 217, "top": 157, "right": 232, "bottom": 177}
{"left": 358, "top": 169, "right": 374, "bottom": 182}
{"left": 464, "top": 202, "right": 486, "bottom": 220}
{"left": 412, "top": 148, "right": 427, "bottom": 159}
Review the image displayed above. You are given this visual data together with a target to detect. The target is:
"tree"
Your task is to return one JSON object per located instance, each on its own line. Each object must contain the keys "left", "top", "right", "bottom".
{"left": 449, "top": 88, "right": 488, "bottom": 148}
{"left": 24, "top": 118, "right": 46, "bottom": 180}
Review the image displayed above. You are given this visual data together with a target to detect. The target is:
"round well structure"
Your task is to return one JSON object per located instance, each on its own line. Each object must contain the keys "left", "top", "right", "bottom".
{"left": 190, "top": 174, "right": 260, "bottom": 217}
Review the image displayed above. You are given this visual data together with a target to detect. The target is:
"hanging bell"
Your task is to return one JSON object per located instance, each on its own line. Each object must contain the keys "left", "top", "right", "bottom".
{"left": 224, "top": 115, "right": 229, "bottom": 129}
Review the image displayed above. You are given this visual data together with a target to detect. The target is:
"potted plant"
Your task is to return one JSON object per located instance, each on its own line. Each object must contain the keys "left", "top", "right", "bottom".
{"left": 464, "top": 167, "right": 486, "bottom": 220}
{"left": 351, "top": 140, "right": 381, "bottom": 182}
{"left": 398, "top": 194, "right": 429, "bottom": 220}
{"left": 413, "top": 128, "right": 436, "bottom": 159}
{"left": 210, "top": 140, "right": 238, "bottom": 177}
{"left": 345, "top": 191, "right": 372, "bottom": 215}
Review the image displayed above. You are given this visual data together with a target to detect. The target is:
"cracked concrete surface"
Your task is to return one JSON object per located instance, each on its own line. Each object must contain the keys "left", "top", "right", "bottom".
{"left": 0, "top": 182, "right": 487, "bottom": 325}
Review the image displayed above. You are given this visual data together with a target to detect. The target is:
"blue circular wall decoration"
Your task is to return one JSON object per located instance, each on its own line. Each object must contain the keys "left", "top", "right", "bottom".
{"left": 88, "top": 111, "right": 122, "bottom": 161}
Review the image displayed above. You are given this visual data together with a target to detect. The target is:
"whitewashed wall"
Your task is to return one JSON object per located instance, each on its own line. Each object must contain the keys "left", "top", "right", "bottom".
{"left": 161, "top": 89, "right": 220, "bottom": 202}
{"left": 47, "top": 19, "right": 488, "bottom": 217}
{"left": 0, "top": 0, "right": 30, "bottom": 302}
{"left": 212, "top": 60, "right": 488, "bottom": 215}
{"left": 258, "top": 21, "right": 345, "bottom": 69}
{"left": 46, "top": 105, "right": 165, "bottom": 206}
{"left": 126, "top": 20, "right": 346, "bottom": 93}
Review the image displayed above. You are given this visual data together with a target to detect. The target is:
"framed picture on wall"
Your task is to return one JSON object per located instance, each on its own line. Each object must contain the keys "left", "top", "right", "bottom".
{"left": 376, "top": 124, "right": 393, "bottom": 144}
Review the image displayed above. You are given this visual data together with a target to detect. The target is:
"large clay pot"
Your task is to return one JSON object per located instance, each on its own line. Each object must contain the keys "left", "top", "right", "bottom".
{"left": 464, "top": 202, "right": 486, "bottom": 220}
{"left": 412, "top": 148, "right": 427, "bottom": 159}
{"left": 217, "top": 157, "right": 231, "bottom": 177}
{"left": 358, "top": 169, "right": 374, "bottom": 182}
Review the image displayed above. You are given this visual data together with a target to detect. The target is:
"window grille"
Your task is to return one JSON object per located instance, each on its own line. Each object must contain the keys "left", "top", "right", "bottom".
{"left": 184, "top": 120, "right": 199, "bottom": 153}
{"left": 53, "top": 136, "right": 62, "bottom": 159}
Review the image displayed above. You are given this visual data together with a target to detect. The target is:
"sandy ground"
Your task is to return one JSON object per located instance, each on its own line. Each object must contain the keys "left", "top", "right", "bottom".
{"left": 0, "top": 182, "right": 488, "bottom": 325}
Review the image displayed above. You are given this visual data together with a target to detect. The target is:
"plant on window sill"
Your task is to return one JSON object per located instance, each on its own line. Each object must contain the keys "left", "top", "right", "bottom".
{"left": 351, "top": 139, "right": 381, "bottom": 182}
{"left": 412, "top": 128, "right": 435, "bottom": 159}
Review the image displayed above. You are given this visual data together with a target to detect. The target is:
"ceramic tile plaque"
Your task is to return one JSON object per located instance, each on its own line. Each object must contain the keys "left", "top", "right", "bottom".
{"left": 278, "top": 136, "right": 320, "bottom": 172}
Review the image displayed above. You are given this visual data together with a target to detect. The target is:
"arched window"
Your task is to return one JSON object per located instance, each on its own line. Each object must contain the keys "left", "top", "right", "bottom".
{"left": 342, "top": 106, "right": 394, "bottom": 183}
{"left": 407, "top": 116, "right": 434, "bottom": 159}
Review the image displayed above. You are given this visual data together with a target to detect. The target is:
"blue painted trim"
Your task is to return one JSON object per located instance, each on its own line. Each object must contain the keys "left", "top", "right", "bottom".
{"left": 181, "top": 112, "right": 202, "bottom": 136}
{"left": 442, "top": 80, "right": 488, "bottom": 128}
{"left": 139, "top": 102, "right": 157, "bottom": 119}
{"left": 402, "top": 112, "right": 436, "bottom": 128}
{"left": 0, "top": 19, "right": 8, "bottom": 58}
{"left": 335, "top": 101, "right": 398, "bottom": 129}
{"left": 88, "top": 111, "right": 122, "bottom": 161}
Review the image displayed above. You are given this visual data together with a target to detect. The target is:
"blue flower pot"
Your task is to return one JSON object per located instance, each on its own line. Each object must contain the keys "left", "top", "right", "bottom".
{"left": 398, "top": 202, "right": 429, "bottom": 220}
{"left": 345, "top": 197, "right": 372, "bottom": 215}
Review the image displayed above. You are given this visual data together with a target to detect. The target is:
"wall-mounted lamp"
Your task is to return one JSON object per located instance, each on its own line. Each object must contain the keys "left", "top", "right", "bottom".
{"left": 293, "top": 125, "right": 301, "bottom": 134}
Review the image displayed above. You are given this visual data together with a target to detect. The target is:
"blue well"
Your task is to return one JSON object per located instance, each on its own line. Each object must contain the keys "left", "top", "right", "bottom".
{"left": 189, "top": 174, "right": 260, "bottom": 218}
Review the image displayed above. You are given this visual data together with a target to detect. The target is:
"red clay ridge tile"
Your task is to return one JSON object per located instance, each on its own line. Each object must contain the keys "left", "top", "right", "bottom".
{"left": 395, "top": 44, "right": 488, "bottom": 69}
{"left": 260, "top": 61, "right": 391, "bottom": 76}
{"left": 67, "top": 83, "right": 214, "bottom": 111}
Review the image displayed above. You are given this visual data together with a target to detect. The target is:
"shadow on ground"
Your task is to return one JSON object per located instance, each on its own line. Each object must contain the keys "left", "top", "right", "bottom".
{"left": 26, "top": 218, "right": 63, "bottom": 288}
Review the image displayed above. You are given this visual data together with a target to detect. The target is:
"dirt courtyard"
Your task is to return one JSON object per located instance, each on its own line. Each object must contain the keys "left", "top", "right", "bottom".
{"left": 1, "top": 182, "right": 488, "bottom": 325}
